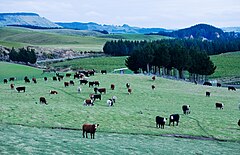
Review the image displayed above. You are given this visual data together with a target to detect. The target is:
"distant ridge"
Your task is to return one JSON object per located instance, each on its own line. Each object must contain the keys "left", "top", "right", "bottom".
{"left": 0, "top": 12, "right": 61, "bottom": 28}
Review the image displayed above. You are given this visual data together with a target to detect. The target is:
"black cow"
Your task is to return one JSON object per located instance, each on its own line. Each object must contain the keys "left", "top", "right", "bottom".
{"left": 217, "top": 83, "right": 221, "bottom": 87}
{"left": 9, "top": 77, "right": 16, "bottom": 81}
{"left": 16, "top": 86, "right": 26, "bottom": 92}
{"left": 182, "top": 105, "right": 190, "bottom": 115}
{"left": 80, "top": 79, "right": 88, "bottom": 85}
{"left": 53, "top": 76, "right": 57, "bottom": 81}
{"left": 216, "top": 102, "right": 224, "bottom": 109}
{"left": 238, "top": 119, "right": 240, "bottom": 126}
{"left": 169, "top": 114, "right": 180, "bottom": 126}
{"left": 228, "top": 86, "right": 236, "bottom": 91}
{"left": 100, "top": 70, "right": 107, "bottom": 74}
{"left": 90, "top": 94, "right": 102, "bottom": 101}
{"left": 3, "top": 79, "right": 8, "bottom": 84}
{"left": 206, "top": 91, "right": 211, "bottom": 97}
{"left": 156, "top": 116, "right": 167, "bottom": 129}
{"left": 82, "top": 124, "right": 99, "bottom": 139}
{"left": 69, "top": 80, "right": 74, "bottom": 86}
{"left": 203, "top": 82, "right": 212, "bottom": 86}
{"left": 44, "top": 77, "right": 48, "bottom": 81}
{"left": 66, "top": 73, "right": 71, "bottom": 77}
{"left": 40, "top": 97, "right": 47, "bottom": 104}
{"left": 89, "top": 81, "right": 95, "bottom": 87}
{"left": 64, "top": 82, "right": 69, "bottom": 87}
{"left": 126, "top": 83, "right": 130, "bottom": 89}
{"left": 88, "top": 70, "right": 95, "bottom": 76}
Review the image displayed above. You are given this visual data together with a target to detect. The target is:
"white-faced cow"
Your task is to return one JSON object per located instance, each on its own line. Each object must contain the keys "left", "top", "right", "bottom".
{"left": 156, "top": 116, "right": 167, "bottom": 129}
{"left": 107, "top": 99, "right": 114, "bottom": 106}
{"left": 40, "top": 97, "right": 47, "bottom": 104}
{"left": 50, "top": 90, "right": 58, "bottom": 94}
{"left": 169, "top": 114, "right": 180, "bottom": 126}
{"left": 83, "top": 99, "right": 94, "bottom": 106}
{"left": 82, "top": 124, "right": 99, "bottom": 139}
{"left": 9, "top": 77, "right": 16, "bottom": 81}
{"left": 64, "top": 82, "right": 69, "bottom": 87}
{"left": 126, "top": 83, "right": 130, "bottom": 89}
{"left": 90, "top": 94, "right": 101, "bottom": 101}
{"left": 216, "top": 102, "right": 224, "bottom": 109}
{"left": 206, "top": 91, "right": 210, "bottom": 97}
{"left": 182, "top": 105, "right": 190, "bottom": 115}
{"left": 16, "top": 86, "right": 26, "bottom": 93}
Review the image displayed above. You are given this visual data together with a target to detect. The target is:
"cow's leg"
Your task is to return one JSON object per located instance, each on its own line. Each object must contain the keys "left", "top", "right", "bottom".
{"left": 93, "top": 133, "right": 95, "bottom": 139}
{"left": 86, "top": 132, "right": 88, "bottom": 138}
{"left": 176, "top": 121, "right": 179, "bottom": 126}
{"left": 83, "top": 131, "right": 85, "bottom": 138}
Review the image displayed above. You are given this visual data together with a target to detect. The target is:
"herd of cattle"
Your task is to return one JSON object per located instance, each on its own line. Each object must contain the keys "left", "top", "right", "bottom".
{"left": 2, "top": 71, "right": 240, "bottom": 139}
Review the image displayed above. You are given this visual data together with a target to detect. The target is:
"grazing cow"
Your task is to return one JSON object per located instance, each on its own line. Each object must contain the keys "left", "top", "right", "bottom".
{"left": 94, "top": 81, "right": 100, "bottom": 87}
{"left": 3, "top": 79, "right": 8, "bottom": 84}
{"left": 217, "top": 83, "right": 221, "bottom": 87}
{"left": 66, "top": 73, "right": 71, "bottom": 77}
{"left": 80, "top": 79, "right": 88, "bottom": 85}
{"left": 9, "top": 77, "right": 15, "bottom": 81}
{"left": 52, "top": 76, "right": 57, "bottom": 81}
{"left": 182, "top": 105, "right": 190, "bottom": 115}
{"left": 89, "top": 81, "right": 95, "bottom": 87}
{"left": 32, "top": 78, "right": 37, "bottom": 84}
{"left": 74, "top": 73, "right": 80, "bottom": 79}
{"left": 203, "top": 82, "right": 212, "bottom": 86}
{"left": 107, "top": 99, "right": 114, "bottom": 106}
{"left": 156, "top": 116, "right": 167, "bottom": 129}
{"left": 88, "top": 70, "right": 95, "bottom": 76}
{"left": 128, "top": 88, "right": 132, "bottom": 94}
{"left": 77, "top": 87, "right": 82, "bottom": 93}
{"left": 39, "top": 97, "right": 47, "bottom": 104}
{"left": 206, "top": 91, "right": 211, "bottom": 97}
{"left": 112, "top": 96, "right": 117, "bottom": 103}
{"left": 69, "top": 80, "right": 74, "bottom": 86}
{"left": 238, "top": 119, "right": 240, "bottom": 126}
{"left": 100, "top": 70, "right": 107, "bottom": 74}
{"left": 64, "top": 82, "right": 69, "bottom": 87}
{"left": 152, "top": 76, "right": 156, "bottom": 81}
{"left": 228, "top": 86, "right": 236, "bottom": 91}
{"left": 126, "top": 83, "right": 130, "bottom": 89}
{"left": 56, "top": 73, "right": 64, "bottom": 80}
{"left": 10, "top": 84, "right": 14, "bottom": 89}
{"left": 16, "top": 86, "right": 26, "bottom": 93}
{"left": 24, "top": 78, "right": 30, "bottom": 83}
{"left": 90, "top": 94, "right": 102, "bottom": 101}
{"left": 110, "top": 84, "right": 115, "bottom": 90}
{"left": 83, "top": 99, "right": 94, "bottom": 106}
{"left": 97, "top": 88, "right": 106, "bottom": 94}
{"left": 169, "top": 114, "right": 180, "bottom": 126}
{"left": 216, "top": 102, "right": 224, "bottom": 109}
{"left": 50, "top": 90, "right": 58, "bottom": 94}
{"left": 82, "top": 124, "right": 99, "bottom": 139}
{"left": 44, "top": 77, "right": 48, "bottom": 81}
{"left": 151, "top": 85, "right": 155, "bottom": 90}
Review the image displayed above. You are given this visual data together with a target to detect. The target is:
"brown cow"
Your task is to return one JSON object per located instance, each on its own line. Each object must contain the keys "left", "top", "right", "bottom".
{"left": 40, "top": 97, "right": 47, "bottom": 104}
{"left": 50, "top": 90, "right": 58, "bottom": 94}
{"left": 110, "top": 84, "right": 115, "bottom": 90}
{"left": 10, "top": 84, "right": 14, "bottom": 89}
{"left": 82, "top": 124, "right": 99, "bottom": 139}
{"left": 97, "top": 88, "right": 106, "bottom": 94}
{"left": 128, "top": 88, "right": 132, "bottom": 94}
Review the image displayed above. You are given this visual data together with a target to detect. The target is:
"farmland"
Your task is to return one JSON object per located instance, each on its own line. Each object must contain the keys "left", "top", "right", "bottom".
{"left": 0, "top": 62, "right": 239, "bottom": 154}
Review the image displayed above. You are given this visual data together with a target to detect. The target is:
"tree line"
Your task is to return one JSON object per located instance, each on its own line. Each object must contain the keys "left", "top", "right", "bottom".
{"left": 9, "top": 47, "right": 37, "bottom": 64}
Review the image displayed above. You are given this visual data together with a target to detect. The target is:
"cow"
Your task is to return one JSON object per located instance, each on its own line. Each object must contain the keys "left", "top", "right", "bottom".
{"left": 238, "top": 119, "right": 240, "bottom": 126}
{"left": 182, "top": 105, "right": 190, "bottom": 115}
{"left": 50, "top": 90, "right": 58, "bottom": 94}
{"left": 56, "top": 73, "right": 64, "bottom": 79}
{"left": 16, "top": 86, "right": 26, "bottom": 93}
{"left": 97, "top": 88, "right": 106, "bottom": 94}
{"left": 77, "top": 87, "right": 82, "bottom": 93}
{"left": 126, "top": 83, "right": 130, "bottom": 89}
{"left": 74, "top": 73, "right": 80, "bottom": 79}
{"left": 206, "top": 91, "right": 211, "bottom": 97}
{"left": 216, "top": 102, "right": 224, "bottom": 109}
{"left": 80, "top": 79, "right": 88, "bottom": 85}
{"left": 52, "top": 76, "right": 57, "bottom": 81}
{"left": 69, "top": 80, "right": 74, "bottom": 86}
{"left": 89, "top": 81, "right": 95, "bottom": 87}
{"left": 110, "top": 84, "right": 115, "bottom": 90}
{"left": 156, "top": 116, "right": 167, "bottom": 129}
{"left": 24, "top": 78, "right": 30, "bottom": 83}
{"left": 90, "top": 94, "right": 102, "bottom": 101}
{"left": 3, "top": 79, "right": 8, "bottom": 84}
{"left": 40, "top": 97, "right": 47, "bottom": 104}
{"left": 107, "top": 99, "right": 114, "bottom": 106}
{"left": 203, "top": 82, "right": 212, "bottom": 86}
{"left": 228, "top": 86, "right": 236, "bottom": 91}
{"left": 151, "top": 85, "right": 155, "bottom": 90}
{"left": 112, "top": 96, "right": 117, "bottom": 103}
{"left": 83, "top": 99, "right": 94, "bottom": 106}
{"left": 128, "top": 88, "right": 132, "bottom": 94}
{"left": 44, "top": 77, "right": 48, "bottom": 81}
{"left": 100, "top": 70, "right": 107, "bottom": 74}
{"left": 94, "top": 81, "right": 100, "bottom": 87}
{"left": 10, "top": 84, "right": 14, "bottom": 89}
{"left": 152, "top": 76, "right": 156, "bottom": 81}
{"left": 64, "top": 82, "right": 69, "bottom": 87}
{"left": 88, "top": 70, "right": 95, "bottom": 76}
{"left": 217, "top": 83, "right": 221, "bottom": 87}
{"left": 169, "top": 114, "right": 180, "bottom": 126}
{"left": 82, "top": 123, "right": 99, "bottom": 139}
{"left": 66, "top": 73, "right": 71, "bottom": 77}
{"left": 9, "top": 77, "right": 16, "bottom": 81}
{"left": 32, "top": 78, "right": 37, "bottom": 84}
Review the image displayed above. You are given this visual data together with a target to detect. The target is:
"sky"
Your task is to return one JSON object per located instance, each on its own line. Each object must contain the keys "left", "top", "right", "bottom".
{"left": 0, "top": 0, "right": 240, "bottom": 29}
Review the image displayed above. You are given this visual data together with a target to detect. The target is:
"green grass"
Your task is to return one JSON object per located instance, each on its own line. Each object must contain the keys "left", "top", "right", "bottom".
{"left": 210, "top": 51, "right": 240, "bottom": 78}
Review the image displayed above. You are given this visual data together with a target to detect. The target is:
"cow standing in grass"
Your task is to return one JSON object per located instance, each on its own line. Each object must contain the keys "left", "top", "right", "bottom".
{"left": 156, "top": 116, "right": 167, "bottom": 129}
{"left": 10, "top": 84, "right": 14, "bottom": 90}
{"left": 40, "top": 97, "right": 47, "bottom": 104}
{"left": 216, "top": 102, "right": 224, "bottom": 109}
{"left": 182, "top": 105, "right": 190, "bottom": 115}
{"left": 16, "top": 86, "right": 26, "bottom": 93}
{"left": 82, "top": 124, "right": 99, "bottom": 139}
{"left": 169, "top": 114, "right": 180, "bottom": 126}
{"left": 206, "top": 91, "right": 211, "bottom": 97}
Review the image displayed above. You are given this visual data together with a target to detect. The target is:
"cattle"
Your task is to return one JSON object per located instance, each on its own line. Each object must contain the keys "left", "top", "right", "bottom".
{"left": 66, "top": 73, "right": 71, "bottom": 77}
{"left": 206, "top": 91, "right": 211, "bottom": 97}
{"left": 107, "top": 99, "right": 114, "bottom": 106}
{"left": 74, "top": 73, "right": 80, "bottom": 79}
{"left": 52, "top": 76, "right": 57, "bottom": 81}
{"left": 151, "top": 85, "right": 155, "bottom": 90}
{"left": 216, "top": 102, "right": 224, "bottom": 109}
{"left": 24, "top": 78, "right": 30, "bottom": 83}
{"left": 90, "top": 94, "right": 102, "bottom": 101}
{"left": 3, "top": 79, "right": 8, "bottom": 84}
{"left": 77, "top": 87, "right": 82, "bottom": 93}
{"left": 203, "top": 82, "right": 212, "bottom": 86}
{"left": 112, "top": 96, "right": 117, "bottom": 103}
{"left": 100, "top": 70, "right": 107, "bottom": 74}
{"left": 80, "top": 79, "right": 88, "bottom": 85}
{"left": 82, "top": 124, "right": 99, "bottom": 139}
{"left": 94, "top": 81, "right": 100, "bottom": 87}
{"left": 89, "top": 81, "right": 95, "bottom": 87}
{"left": 182, "top": 105, "right": 190, "bottom": 115}
{"left": 10, "top": 84, "right": 14, "bottom": 89}
{"left": 94, "top": 87, "right": 98, "bottom": 94}
{"left": 156, "top": 116, "right": 167, "bottom": 129}
{"left": 69, "top": 80, "right": 74, "bottom": 86}
{"left": 238, "top": 119, "right": 240, "bottom": 126}
{"left": 152, "top": 76, "right": 156, "bottom": 81}
{"left": 83, "top": 99, "right": 94, "bottom": 106}
{"left": 40, "top": 97, "right": 47, "bottom": 104}
{"left": 126, "top": 83, "right": 130, "bottom": 89}
{"left": 228, "top": 86, "right": 236, "bottom": 91}
{"left": 97, "top": 88, "right": 106, "bottom": 94}
{"left": 56, "top": 73, "right": 64, "bottom": 79}
{"left": 217, "top": 83, "right": 221, "bottom": 87}
{"left": 79, "top": 70, "right": 89, "bottom": 77}
{"left": 16, "top": 86, "right": 26, "bottom": 93}
{"left": 44, "top": 77, "right": 48, "bottom": 81}
{"left": 128, "top": 88, "right": 132, "bottom": 94}
{"left": 50, "top": 90, "right": 58, "bottom": 94}
{"left": 32, "top": 78, "right": 37, "bottom": 84}
{"left": 88, "top": 70, "right": 95, "bottom": 76}
{"left": 169, "top": 114, "right": 180, "bottom": 126}
{"left": 64, "top": 82, "right": 69, "bottom": 87}
{"left": 9, "top": 77, "right": 16, "bottom": 81}
{"left": 110, "top": 84, "right": 115, "bottom": 90}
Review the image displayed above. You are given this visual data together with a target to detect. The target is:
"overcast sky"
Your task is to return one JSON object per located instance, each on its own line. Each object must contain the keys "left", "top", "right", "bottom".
{"left": 0, "top": 0, "right": 240, "bottom": 29}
